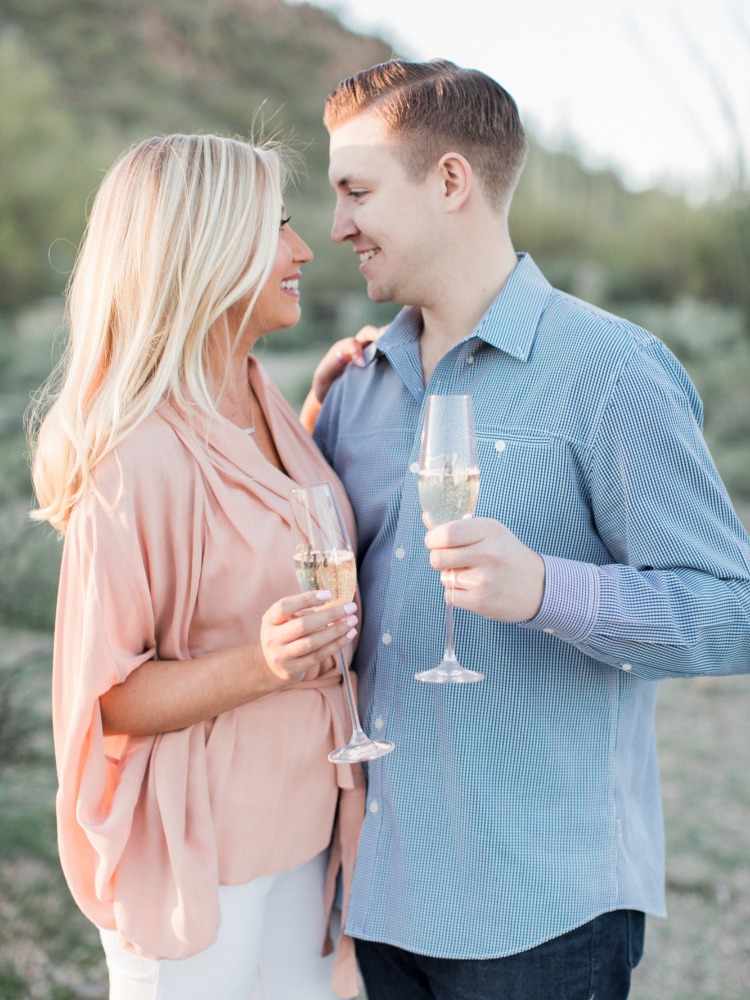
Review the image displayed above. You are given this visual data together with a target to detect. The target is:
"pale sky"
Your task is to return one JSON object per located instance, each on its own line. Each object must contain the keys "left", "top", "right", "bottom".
{"left": 290, "top": 0, "right": 749, "bottom": 199}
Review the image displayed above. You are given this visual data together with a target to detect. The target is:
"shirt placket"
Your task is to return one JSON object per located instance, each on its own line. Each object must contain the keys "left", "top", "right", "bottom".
{"left": 365, "top": 338, "right": 482, "bottom": 741}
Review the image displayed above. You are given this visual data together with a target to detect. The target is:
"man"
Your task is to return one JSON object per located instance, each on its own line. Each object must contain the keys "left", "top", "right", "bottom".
{"left": 309, "top": 58, "right": 750, "bottom": 1000}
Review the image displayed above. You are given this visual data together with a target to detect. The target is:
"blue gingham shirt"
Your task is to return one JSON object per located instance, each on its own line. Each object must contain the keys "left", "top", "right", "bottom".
{"left": 314, "top": 253, "right": 750, "bottom": 958}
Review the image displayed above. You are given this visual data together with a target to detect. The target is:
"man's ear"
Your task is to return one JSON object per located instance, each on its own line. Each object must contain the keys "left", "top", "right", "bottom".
{"left": 436, "top": 152, "right": 472, "bottom": 211}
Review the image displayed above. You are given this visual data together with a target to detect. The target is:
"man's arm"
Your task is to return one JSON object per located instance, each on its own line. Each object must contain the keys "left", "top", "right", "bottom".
{"left": 424, "top": 341, "right": 750, "bottom": 678}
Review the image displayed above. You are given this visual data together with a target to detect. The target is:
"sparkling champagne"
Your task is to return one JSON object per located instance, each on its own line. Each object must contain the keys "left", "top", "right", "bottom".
{"left": 418, "top": 468, "right": 480, "bottom": 527}
{"left": 294, "top": 549, "right": 356, "bottom": 606}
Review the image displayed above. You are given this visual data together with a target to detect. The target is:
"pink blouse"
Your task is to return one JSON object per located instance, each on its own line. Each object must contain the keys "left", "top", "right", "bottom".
{"left": 53, "top": 358, "right": 364, "bottom": 998}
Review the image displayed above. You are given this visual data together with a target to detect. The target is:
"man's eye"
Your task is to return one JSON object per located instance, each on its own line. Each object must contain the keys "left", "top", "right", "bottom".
{"left": 348, "top": 190, "right": 365, "bottom": 200}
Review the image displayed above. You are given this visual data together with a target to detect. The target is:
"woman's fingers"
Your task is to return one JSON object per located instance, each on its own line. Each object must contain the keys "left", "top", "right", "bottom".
{"left": 269, "top": 593, "right": 357, "bottom": 627}
{"left": 261, "top": 593, "right": 359, "bottom": 682}
{"left": 286, "top": 598, "right": 358, "bottom": 642}
{"left": 355, "top": 324, "right": 383, "bottom": 343}
{"left": 284, "top": 612, "right": 358, "bottom": 659}
{"left": 264, "top": 589, "right": 335, "bottom": 624}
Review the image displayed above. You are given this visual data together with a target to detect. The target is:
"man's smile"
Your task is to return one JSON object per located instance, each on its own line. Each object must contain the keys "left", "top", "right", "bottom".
{"left": 358, "top": 248, "right": 380, "bottom": 265}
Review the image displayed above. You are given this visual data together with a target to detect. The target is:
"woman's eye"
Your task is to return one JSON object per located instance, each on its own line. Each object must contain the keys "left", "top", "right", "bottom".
{"left": 349, "top": 190, "right": 366, "bottom": 201}
{"left": 280, "top": 215, "right": 292, "bottom": 229}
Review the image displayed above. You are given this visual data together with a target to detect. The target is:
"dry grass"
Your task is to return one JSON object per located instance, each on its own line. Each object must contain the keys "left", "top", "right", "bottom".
{"left": 632, "top": 674, "right": 750, "bottom": 999}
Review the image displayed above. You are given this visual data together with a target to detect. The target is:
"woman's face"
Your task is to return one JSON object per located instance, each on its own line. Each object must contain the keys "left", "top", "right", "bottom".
{"left": 243, "top": 211, "right": 314, "bottom": 342}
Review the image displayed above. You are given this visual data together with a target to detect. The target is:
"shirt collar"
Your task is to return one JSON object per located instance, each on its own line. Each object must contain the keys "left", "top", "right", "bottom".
{"left": 374, "top": 253, "right": 552, "bottom": 363}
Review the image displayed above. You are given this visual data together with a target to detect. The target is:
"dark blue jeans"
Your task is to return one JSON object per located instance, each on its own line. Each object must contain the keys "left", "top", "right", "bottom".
{"left": 355, "top": 910, "right": 645, "bottom": 1000}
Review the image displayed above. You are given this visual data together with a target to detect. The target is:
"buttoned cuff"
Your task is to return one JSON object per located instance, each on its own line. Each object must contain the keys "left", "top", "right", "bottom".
{"left": 520, "top": 555, "right": 601, "bottom": 643}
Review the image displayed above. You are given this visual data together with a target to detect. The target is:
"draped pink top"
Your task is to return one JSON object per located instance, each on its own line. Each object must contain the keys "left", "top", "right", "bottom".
{"left": 52, "top": 358, "right": 364, "bottom": 998}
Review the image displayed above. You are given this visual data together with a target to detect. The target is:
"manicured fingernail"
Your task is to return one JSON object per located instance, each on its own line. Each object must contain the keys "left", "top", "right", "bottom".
{"left": 345, "top": 628, "right": 357, "bottom": 639}
{"left": 346, "top": 615, "right": 358, "bottom": 627}
{"left": 354, "top": 356, "right": 366, "bottom": 367}
{"left": 316, "top": 591, "right": 332, "bottom": 600}
{"left": 343, "top": 602, "right": 357, "bottom": 613}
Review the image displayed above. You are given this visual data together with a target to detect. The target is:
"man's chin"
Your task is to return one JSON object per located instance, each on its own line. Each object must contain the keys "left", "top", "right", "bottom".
{"left": 364, "top": 280, "right": 395, "bottom": 305}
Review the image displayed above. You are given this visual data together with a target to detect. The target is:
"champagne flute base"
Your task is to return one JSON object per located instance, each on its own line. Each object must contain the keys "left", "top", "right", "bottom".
{"left": 415, "top": 663, "right": 484, "bottom": 684}
{"left": 328, "top": 738, "right": 395, "bottom": 764}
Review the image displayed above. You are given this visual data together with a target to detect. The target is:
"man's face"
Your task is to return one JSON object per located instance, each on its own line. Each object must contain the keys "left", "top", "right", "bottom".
{"left": 328, "top": 111, "right": 443, "bottom": 306}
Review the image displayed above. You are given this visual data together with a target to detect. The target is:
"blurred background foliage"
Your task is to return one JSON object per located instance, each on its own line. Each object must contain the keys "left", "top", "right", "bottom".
{"left": 0, "top": 0, "right": 748, "bottom": 626}
{"left": 1, "top": 2, "right": 749, "bottom": 996}
{"left": 2, "top": 0, "right": 749, "bottom": 638}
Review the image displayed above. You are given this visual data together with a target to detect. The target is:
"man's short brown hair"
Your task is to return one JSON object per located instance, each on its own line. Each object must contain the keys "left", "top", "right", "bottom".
{"left": 324, "top": 59, "right": 528, "bottom": 209}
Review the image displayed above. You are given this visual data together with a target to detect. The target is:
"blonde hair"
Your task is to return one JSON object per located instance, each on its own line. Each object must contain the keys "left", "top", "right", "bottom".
{"left": 29, "top": 134, "right": 286, "bottom": 532}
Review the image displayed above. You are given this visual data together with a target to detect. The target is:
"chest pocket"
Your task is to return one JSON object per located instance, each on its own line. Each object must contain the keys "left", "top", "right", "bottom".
{"left": 475, "top": 433, "right": 602, "bottom": 560}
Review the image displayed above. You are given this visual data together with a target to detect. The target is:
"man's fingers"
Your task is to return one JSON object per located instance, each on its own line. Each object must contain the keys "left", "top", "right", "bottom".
{"left": 429, "top": 542, "right": 485, "bottom": 572}
{"left": 424, "top": 519, "right": 481, "bottom": 548}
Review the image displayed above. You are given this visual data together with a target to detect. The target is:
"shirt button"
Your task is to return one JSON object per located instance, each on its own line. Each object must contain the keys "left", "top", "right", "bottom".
{"left": 466, "top": 353, "right": 475, "bottom": 364}
{"left": 495, "top": 440, "right": 506, "bottom": 452}
{"left": 374, "top": 717, "right": 384, "bottom": 730}
{"left": 622, "top": 662, "right": 633, "bottom": 671}
{"left": 543, "top": 628, "right": 555, "bottom": 635}
{"left": 395, "top": 547, "right": 406, "bottom": 560}
{"left": 381, "top": 633, "right": 393, "bottom": 645}
{"left": 369, "top": 800, "right": 380, "bottom": 814}
{"left": 409, "top": 461, "right": 419, "bottom": 474}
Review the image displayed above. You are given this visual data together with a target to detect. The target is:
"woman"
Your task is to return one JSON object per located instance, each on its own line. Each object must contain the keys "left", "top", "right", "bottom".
{"left": 29, "top": 134, "right": 364, "bottom": 1000}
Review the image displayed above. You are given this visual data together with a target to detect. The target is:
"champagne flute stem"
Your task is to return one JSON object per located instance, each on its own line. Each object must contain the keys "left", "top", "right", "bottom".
{"left": 337, "top": 650, "right": 369, "bottom": 745}
{"left": 443, "top": 579, "right": 458, "bottom": 663}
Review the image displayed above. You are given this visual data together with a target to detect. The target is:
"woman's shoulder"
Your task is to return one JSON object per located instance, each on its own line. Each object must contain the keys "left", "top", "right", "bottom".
{"left": 68, "top": 406, "right": 207, "bottom": 563}
{"left": 90, "top": 407, "right": 198, "bottom": 507}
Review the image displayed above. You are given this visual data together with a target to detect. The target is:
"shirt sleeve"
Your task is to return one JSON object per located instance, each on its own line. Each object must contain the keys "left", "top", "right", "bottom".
{"left": 312, "top": 375, "right": 345, "bottom": 466}
{"left": 52, "top": 428, "right": 223, "bottom": 957}
{"left": 53, "top": 482, "right": 158, "bottom": 929}
{"left": 524, "top": 338, "right": 750, "bottom": 678}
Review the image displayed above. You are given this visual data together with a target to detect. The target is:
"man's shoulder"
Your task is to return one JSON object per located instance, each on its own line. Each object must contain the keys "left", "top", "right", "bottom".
{"left": 547, "top": 289, "right": 653, "bottom": 349}
{"left": 539, "top": 287, "right": 682, "bottom": 379}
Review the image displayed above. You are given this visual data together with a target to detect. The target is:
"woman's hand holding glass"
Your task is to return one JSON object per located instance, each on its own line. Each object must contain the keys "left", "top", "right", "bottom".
{"left": 260, "top": 590, "right": 358, "bottom": 685}
{"left": 290, "top": 482, "right": 394, "bottom": 763}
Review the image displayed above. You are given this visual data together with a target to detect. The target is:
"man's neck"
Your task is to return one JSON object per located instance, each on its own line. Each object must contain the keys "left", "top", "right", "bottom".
{"left": 418, "top": 244, "right": 518, "bottom": 385}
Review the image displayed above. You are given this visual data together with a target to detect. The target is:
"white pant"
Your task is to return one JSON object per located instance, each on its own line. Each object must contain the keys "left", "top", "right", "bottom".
{"left": 100, "top": 852, "right": 338, "bottom": 1000}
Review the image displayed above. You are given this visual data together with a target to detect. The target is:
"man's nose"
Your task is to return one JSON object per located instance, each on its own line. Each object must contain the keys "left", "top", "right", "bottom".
{"left": 331, "top": 204, "right": 357, "bottom": 244}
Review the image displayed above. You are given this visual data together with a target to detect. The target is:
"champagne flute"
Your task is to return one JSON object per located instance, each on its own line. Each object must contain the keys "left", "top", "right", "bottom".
{"left": 290, "top": 482, "right": 395, "bottom": 763}
{"left": 416, "top": 394, "right": 485, "bottom": 684}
